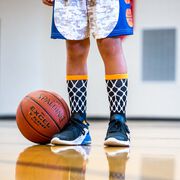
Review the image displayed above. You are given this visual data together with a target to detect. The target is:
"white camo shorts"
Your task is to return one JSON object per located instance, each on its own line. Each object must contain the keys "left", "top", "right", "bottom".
{"left": 51, "top": 0, "right": 133, "bottom": 40}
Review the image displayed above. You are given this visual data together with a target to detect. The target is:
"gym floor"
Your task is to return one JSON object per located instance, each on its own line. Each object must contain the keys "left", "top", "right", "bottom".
{"left": 1, "top": 120, "right": 180, "bottom": 180}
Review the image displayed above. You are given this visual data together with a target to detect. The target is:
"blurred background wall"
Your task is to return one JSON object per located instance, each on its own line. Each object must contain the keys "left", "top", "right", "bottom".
{"left": 0, "top": 0, "right": 179, "bottom": 119}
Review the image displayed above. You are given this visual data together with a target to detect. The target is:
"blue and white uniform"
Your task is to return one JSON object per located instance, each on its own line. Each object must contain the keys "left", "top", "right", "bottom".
{"left": 51, "top": 0, "right": 133, "bottom": 40}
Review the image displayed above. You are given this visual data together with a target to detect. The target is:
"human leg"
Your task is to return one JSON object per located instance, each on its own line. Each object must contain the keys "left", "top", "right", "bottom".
{"left": 51, "top": 39, "right": 91, "bottom": 145}
{"left": 97, "top": 37, "right": 130, "bottom": 146}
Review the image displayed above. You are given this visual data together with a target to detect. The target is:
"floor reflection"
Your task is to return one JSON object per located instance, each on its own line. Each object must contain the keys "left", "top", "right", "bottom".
{"left": 105, "top": 147, "right": 129, "bottom": 180}
{"left": 141, "top": 155, "right": 175, "bottom": 180}
{"left": 16, "top": 145, "right": 90, "bottom": 180}
{"left": 2, "top": 120, "right": 180, "bottom": 180}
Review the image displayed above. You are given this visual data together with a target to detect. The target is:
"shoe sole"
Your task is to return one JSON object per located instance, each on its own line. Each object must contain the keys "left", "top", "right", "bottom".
{"left": 104, "top": 138, "right": 130, "bottom": 147}
{"left": 51, "top": 137, "right": 91, "bottom": 146}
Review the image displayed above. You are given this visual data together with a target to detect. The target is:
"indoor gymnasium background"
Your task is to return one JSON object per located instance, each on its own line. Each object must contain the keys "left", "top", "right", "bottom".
{"left": 0, "top": 0, "right": 179, "bottom": 119}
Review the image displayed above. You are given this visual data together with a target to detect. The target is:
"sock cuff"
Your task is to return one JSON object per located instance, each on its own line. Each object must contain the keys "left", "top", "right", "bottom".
{"left": 105, "top": 74, "right": 128, "bottom": 80}
{"left": 66, "top": 75, "right": 88, "bottom": 81}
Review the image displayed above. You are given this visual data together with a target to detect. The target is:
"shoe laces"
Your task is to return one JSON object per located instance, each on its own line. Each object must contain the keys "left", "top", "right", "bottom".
{"left": 67, "top": 113, "right": 89, "bottom": 135}
{"left": 108, "top": 119, "right": 130, "bottom": 134}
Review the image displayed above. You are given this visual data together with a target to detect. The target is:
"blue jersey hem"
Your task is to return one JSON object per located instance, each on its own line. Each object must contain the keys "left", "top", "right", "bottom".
{"left": 51, "top": 33, "right": 66, "bottom": 40}
{"left": 107, "top": 29, "right": 133, "bottom": 38}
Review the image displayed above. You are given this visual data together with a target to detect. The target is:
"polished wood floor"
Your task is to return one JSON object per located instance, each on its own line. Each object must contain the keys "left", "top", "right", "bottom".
{"left": 1, "top": 120, "right": 180, "bottom": 180}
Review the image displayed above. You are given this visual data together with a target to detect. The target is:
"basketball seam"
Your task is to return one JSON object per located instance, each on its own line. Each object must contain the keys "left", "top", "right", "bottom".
{"left": 26, "top": 96, "right": 62, "bottom": 131}
{"left": 20, "top": 103, "right": 50, "bottom": 140}
{"left": 40, "top": 90, "right": 70, "bottom": 120}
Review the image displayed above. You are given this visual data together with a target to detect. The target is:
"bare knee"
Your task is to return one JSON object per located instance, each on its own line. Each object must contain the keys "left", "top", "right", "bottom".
{"left": 66, "top": 39, "right": 90, "bottom": 61}
{"left": 97, "top": 38, "right": 123, "bottom": 58}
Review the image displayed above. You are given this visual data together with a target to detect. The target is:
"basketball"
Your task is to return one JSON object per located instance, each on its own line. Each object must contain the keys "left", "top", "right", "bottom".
{"left": 16, "top": 90, "right": 70, "bottom": 144}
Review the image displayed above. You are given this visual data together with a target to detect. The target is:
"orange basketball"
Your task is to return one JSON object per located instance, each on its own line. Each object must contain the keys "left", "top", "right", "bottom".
{"left": 16, "top": 90, "right": 70, "bottom": 144}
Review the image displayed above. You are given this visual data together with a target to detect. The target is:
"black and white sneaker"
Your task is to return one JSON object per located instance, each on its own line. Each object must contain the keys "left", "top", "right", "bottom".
{"left": 51, "top": 113, "right": 91, "bottom": 145}
{"left": 104, "top": 114, "right": 130, "bottom": 146}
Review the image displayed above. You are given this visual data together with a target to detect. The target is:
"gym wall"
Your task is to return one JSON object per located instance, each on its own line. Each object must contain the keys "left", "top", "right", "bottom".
{"left": 0, "top": 0, "right": 179, "bottom": 119}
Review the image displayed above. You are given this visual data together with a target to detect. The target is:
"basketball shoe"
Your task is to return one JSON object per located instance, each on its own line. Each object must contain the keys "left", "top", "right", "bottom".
{"left": 104, "top": 114, "right": 130, "bottom": 146}
{"left": 51, "top": 113, "right": 91, "bottom": 145}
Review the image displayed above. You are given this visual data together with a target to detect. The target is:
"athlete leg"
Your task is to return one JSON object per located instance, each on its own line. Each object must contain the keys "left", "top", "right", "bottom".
{"left": 66, "top": 38, "right": 90, "bottom": 75}
{"left": 97, "top": 37, "right": 130, "bottom": 146}
{"left": 51, "top": 38, "right": 91, "bottom": 145}
{"left": 96, "top": 37, "right": 127, "bottom": 74}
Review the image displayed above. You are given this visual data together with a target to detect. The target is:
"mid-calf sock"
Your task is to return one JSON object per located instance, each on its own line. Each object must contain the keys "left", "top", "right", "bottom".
{"left": 105, "top": 74, "right": 128, "bottom": 118}
{"left": 66, "top": 75, "right": 88, "bottom": 119}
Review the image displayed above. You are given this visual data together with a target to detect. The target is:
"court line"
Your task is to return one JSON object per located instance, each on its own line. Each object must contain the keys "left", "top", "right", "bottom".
{"left": 0, "top": 159, "right": 128, "bottom": 178}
